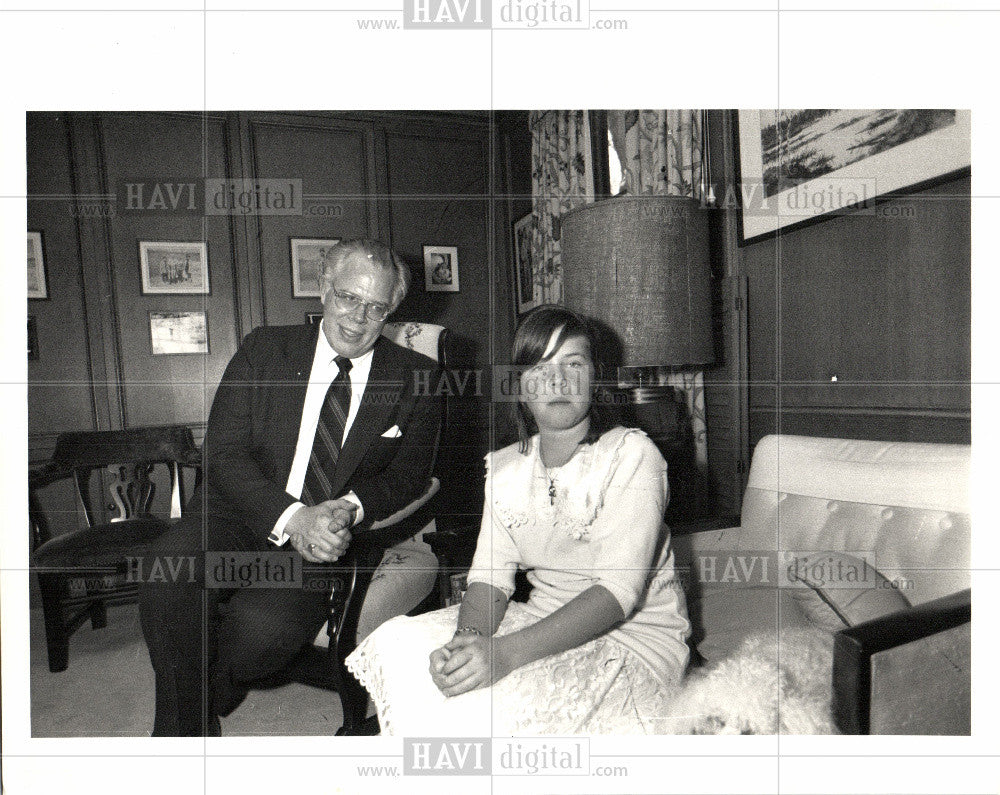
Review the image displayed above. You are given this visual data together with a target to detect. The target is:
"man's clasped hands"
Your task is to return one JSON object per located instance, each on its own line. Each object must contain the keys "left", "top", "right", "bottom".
{"left": 286, "top": 498, "right": 357, "bottom": 563}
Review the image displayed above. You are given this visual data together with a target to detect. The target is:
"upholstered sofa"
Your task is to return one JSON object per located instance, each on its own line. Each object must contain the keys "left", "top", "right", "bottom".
{"left": 671, "top": 434, "right": 971, "bottom": 735}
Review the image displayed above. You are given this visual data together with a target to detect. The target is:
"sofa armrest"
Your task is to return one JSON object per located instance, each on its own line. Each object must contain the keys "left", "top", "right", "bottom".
{"left": 833, "top": 588, "right": 971, "bottom": 734}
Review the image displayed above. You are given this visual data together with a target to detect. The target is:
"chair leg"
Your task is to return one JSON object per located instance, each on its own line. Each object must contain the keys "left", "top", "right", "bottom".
{"left": 330, "top": 554, "right": 378, "bottom": 736}
{"left": 333, "top": 666, "right": 371, "bottom": 736}
{"left": 38, "top": 573, "right": 70, "bottom": 673}
{"left": 89, "top": 599, "right": 108, "bottom": 629}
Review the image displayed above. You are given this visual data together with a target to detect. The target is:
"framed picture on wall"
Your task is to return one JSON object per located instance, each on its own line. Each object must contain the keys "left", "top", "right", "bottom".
{"left": 28, "top": 232, "right": 48, "bottom": 299}
{"left": 512, "top": 213, "right": 539, "bottom": 314}
{"left": 423, "top": 245, "right": 460, "bottom": 293}
{"left": 139, "top": 241, "right": 210, "bottom": 294}
{"left": 291, "top": 238, "right": 340, "bottom": 297}
{"left": 736, "top": 109, "right": 971, "bottom": 243}
{"left": 149, "top": 310, "right": 209, "bottom": 355}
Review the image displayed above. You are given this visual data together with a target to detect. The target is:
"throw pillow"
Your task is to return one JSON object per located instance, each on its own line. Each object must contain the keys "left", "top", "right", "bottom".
{"left": 785, "top": 551, "right": 910, "bottom": 632}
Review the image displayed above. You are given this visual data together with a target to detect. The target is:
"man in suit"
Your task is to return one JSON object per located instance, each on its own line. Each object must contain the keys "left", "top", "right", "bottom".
{"left": 139, "top": 239, "right": 441, "bottom": 736}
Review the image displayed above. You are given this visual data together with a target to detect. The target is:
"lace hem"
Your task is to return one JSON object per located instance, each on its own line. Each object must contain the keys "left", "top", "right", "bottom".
{"left": 347, "top": 603, "right": 681, "bottom": 736}
{"left": 344, "top": 644, "right": 397, "bottom": 735}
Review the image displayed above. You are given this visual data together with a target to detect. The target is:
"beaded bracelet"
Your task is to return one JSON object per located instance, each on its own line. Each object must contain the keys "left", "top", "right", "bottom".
{"left": 454, "top": 626, "right": 483, "bottom": 636}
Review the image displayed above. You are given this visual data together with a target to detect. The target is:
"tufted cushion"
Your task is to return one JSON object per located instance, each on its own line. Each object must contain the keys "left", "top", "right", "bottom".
{"left": 735, "top": 436, "right": 970, "bottom": 606}
{"left": 675, "top": 435, "right": 970, "bottom": 661}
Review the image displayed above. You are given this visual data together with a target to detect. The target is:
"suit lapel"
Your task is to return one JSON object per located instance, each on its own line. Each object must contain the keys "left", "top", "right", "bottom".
{"left": 330, "top": 337, "right": 405, "bottom": 495}
{"left": 272, "top": 324, "right": 320, "bottom": 480}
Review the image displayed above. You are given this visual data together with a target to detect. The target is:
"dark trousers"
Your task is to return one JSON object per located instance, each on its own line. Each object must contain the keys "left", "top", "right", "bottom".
{"left": 138, "top": 513, "right": 331, "bottom": 736}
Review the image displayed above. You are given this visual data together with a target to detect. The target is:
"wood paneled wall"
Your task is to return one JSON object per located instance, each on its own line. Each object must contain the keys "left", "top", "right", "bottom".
{"left": 30, "top": 109, "right": 969, "bottom": 532}
{"left": 702, "top": 113, "right": 969, "bottom": 518}
{"left": 742, "top": 175, "right": 971, "bottom": 448}
{"left": 27, "top": 110, "right": 509, "bottom": 534}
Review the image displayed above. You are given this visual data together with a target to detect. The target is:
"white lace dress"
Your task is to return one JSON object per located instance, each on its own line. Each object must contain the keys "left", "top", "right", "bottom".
{"left": 346, "top": 427, "right": 691, "bottom": 736}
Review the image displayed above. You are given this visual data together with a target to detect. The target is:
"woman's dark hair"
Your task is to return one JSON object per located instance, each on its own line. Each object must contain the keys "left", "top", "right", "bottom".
{"left": 511, "top": 304, "right": 617, "bottom": 452}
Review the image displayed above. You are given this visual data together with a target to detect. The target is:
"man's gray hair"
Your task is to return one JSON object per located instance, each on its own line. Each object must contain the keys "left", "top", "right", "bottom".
{"left": 320, "top": 238, "right": 411, "bottom": 311}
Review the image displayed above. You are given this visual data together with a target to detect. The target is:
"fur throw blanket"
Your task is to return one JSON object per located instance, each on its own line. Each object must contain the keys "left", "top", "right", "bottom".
{"left": 661, "top": 628, "right": 838, "bottom": 734}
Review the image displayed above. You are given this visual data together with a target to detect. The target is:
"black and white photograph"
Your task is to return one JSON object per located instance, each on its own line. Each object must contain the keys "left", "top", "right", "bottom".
{"left": 148, "top": 310, "right": 209, "bottom": 355}
{"left": 4, "top": 8, "right": 999, "bottom": 795}
{"left": 513, "top": 213, "right": 538, "bottom": 313}
{"left": 737, "top": 109, "right": 972, "bottom": 241}
{"left": 27, "top": 231, "right": 47, "bottom": 299}
{"left": 291, "top": 237, "right": 341, "bottom": 297}
{"left": 139, "top": 240, "right": 210, "bottom": 294}
{"left": 423, "top": 244, "right": 460, "bottom": 292}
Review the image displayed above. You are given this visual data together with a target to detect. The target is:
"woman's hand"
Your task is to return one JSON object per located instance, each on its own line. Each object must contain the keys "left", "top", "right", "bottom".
{"left": 428, "top": 634, "right": 512, "bottom": 697}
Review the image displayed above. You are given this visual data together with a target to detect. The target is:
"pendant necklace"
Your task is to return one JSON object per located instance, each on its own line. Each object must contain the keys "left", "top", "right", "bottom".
{"left": 541, "top": 443, "right": 580, "bottom": 505}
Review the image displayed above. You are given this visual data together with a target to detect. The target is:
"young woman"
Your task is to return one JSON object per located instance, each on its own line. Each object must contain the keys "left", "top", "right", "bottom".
{"left": 346, "top": 305, "right": 690, "bottom": 735}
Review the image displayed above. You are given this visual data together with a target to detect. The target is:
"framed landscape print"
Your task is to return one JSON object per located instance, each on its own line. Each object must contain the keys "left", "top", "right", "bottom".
{"left": 28, "top": 232, "right": 48, "bottom": 299}
{"left": 291, "top": 238, "right": 340, "bottom": 297}
{"left": 513, "top": 213, "right": 539, "bottom": 314}
{"left": 139, "top": 241, "right": 210, "bottom": 294}
{"left": 149, "top": 311, "right": 209, "bottom": 355}
{"left": 736, "top": 109, "right": 971, "bottom": 243}
{"left": 423, "top": 245, "right": 459, "bottom": 293}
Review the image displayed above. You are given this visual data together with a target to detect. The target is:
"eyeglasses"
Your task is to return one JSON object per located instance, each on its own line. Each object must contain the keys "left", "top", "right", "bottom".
{"left": 330, "top": 289, "right": 392, "bottom": 322}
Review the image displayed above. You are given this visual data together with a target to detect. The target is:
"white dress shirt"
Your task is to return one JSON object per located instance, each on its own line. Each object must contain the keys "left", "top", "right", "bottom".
{"left": 268, "top": 321, "right": 374, "bottom": 545}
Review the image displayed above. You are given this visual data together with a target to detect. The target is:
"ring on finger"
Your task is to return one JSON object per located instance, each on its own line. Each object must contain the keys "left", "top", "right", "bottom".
{"left": 308, "top": 543, "right": 316, "bottom": 553}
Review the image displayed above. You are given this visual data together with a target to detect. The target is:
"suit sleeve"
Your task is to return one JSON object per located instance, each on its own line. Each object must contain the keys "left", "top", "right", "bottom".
{"left": 201, "top": 329, "right": 299, "bottom": 539}
{"left": 349, "top": 363, "right": 442, "bottom": 528}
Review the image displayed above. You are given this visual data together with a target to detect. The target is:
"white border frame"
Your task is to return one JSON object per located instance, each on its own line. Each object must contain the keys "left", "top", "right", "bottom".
{"left": 290, "top": 237, "right": 341, "bottom": 298}
{"left": 27, "top": 232, "right": 46, "bottom": 299}
{"left": 139, "top": 240, "right": 210, "bottom": 294}
{"left": 737, "top": 109, "right": 972, "bottom": 242}
{"left": 423, "top": 244, "right": 460, "bottom": 293}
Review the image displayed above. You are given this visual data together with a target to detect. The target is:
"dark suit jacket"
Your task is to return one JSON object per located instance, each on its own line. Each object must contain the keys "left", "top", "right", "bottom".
{"left": 190, "top": 323, "right": 441, "bottom": 542}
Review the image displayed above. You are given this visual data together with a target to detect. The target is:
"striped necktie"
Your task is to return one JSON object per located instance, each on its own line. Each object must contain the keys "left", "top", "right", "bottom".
{"left": 301, "top": 355, "right": 352, "bottom": 506}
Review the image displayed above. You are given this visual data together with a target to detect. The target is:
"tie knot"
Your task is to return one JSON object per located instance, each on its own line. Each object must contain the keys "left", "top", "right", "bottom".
{"left": 335, "top": 355, "right": 352, "bottom": 373}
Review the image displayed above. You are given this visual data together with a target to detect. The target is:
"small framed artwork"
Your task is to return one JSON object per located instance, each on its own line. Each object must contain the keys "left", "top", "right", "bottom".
{"left": 28, "top": 232, "right": 48, "bottom": 299}
{"left": 139, "top": 241, "right": 210, "bottom": 294}
{"left": 149, "top": 311, "right": 209, "bottom": 355}
{"left": 423, "top": 245, "right": 459, "bottom": 293}
{"left": 513, "top": 213, "right": 539, "bottom": 313}
{"left": 28, "top": 315, "right": 39, "bottom": 361}
{"left": 291, "top": 238, "right": 340, "bottom": 298}
{"left": 305, "top": 312, "right": 323, "bottom": 325}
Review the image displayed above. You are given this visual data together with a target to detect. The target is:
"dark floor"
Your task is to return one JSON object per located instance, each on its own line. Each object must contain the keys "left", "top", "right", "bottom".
{"left": 29, "top": 604, "right": 347, "bottom": 737}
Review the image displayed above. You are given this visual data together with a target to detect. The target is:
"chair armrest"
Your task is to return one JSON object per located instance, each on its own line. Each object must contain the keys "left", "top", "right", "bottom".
{"left": 351, "top": 477, "right": 440, "bottom": 555}
{"left": 369, "top": 477, "right": 439, "bottom": 531}
{"left": 833, "top": 588, "right": 971, "bottom": 734}
{"left": 424, "top": 525, "right": 479, "bottom": 571}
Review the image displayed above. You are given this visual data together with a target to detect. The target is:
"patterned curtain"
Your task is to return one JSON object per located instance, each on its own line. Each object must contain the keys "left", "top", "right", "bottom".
{"left": 528, "top": 110, "right": 595, "bottom": 306}
{"left": 608, "top": 109, "right": 709, "bottom": 473}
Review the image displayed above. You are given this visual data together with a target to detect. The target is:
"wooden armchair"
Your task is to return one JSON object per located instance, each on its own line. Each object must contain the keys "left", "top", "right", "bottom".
{"left": 30, "top": 425, "right": 201, "bottom": 672}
